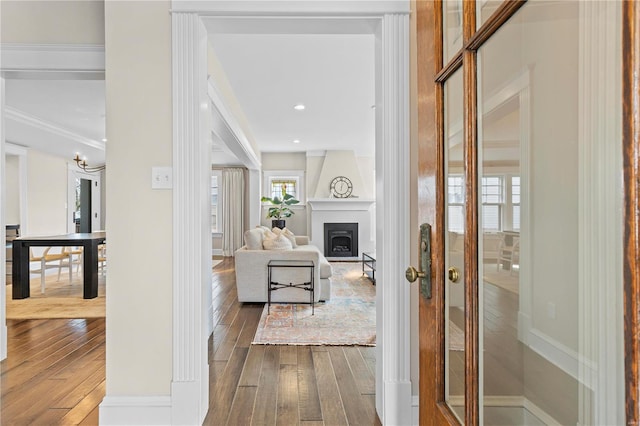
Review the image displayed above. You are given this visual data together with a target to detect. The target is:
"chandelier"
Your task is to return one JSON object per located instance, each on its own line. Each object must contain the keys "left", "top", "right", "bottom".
{"left": 73, "top": 154, "right": 106, "bottom": 173}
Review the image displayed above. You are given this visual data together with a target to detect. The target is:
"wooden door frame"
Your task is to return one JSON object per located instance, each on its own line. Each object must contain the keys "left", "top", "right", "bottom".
{"left": 418, "top": 0, "right": 640, "bottom": 424}
{"left": 623, "top": 1, "right": 640, "bottom": 423}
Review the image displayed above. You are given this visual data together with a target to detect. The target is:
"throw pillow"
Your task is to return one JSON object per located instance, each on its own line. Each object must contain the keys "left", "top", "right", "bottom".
{"left": 263, "top": 233, "right": 293, "bottom": 250}
{"left": 262, "top": 227, "right": 277, "bottom": 241}
{"left": 272, "top": 227, "right": 298, "bottom": 248}
{"left": 244, "top": 228, "right": 264, "bottom": 250}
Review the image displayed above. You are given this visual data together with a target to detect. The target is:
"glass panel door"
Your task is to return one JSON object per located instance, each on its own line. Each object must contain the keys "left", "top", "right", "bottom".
{"left": 444, "top": 68, "right": 465, "bottom": 423}
{"left": 477, "top": 1, "right": 623, "bottom": 425}
{"left": 443, "top": 0, "right": 463, "bottom": 65}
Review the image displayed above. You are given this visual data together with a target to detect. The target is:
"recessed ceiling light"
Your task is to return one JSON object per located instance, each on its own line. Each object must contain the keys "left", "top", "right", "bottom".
{"left": 101, "top": 138, "right": 108, "bottom": 142}
{"left": 293, "top": 139, "right": 301, "bottom": 144}
{"left": 293, "top": 104, "right": 305, "bottom": 111}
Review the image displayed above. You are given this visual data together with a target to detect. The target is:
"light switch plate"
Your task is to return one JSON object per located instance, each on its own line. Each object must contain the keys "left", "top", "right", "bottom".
{"left": 151, "top": 167, "right": 172, "bottom": 189}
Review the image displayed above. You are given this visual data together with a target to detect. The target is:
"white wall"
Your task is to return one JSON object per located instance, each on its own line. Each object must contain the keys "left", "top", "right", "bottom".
{"left": 260, "top": 152, "right": 307, "bottom": 235}
{"left": 0, "top": 0, "right": 105, "bottom": 45}
{"left": 26, "top": 150, "right": 68, "bottom": 236}
{"left": 5, "top": 155, "right": 19, "bottom": 224}
{"left": 525, "top": 14, "right": 579, "bottom": 352}
{"left": 104, "top": 0, "right": 172, "bottom": 397}
{"left": 313, "top": 150, "right": 368, "bottom": 198}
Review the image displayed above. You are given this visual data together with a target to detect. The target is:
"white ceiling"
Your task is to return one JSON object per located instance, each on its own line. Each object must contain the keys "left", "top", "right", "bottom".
{"left": 4, "top": 78, "right": 106, "bottom": 163}
{"left": 3, "top": 33, "right": 375, "bottom": 165}
{"left": 208, "top": 33, "right": 376, "bottom": 158}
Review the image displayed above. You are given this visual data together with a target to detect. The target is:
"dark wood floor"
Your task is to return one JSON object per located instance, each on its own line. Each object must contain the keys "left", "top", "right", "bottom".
{"left": 1, "top": 258, "right": 380, "bottom": 425}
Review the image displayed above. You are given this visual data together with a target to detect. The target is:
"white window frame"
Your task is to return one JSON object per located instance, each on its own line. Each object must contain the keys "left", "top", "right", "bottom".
{"left": 211, "top": 170, "right": 222, "bottom": 235}
{"left": 262, "top": 170, "right": 305, "bottom": 205}
{"left": 481, "top": 175, "right": 504, "bottom": 232}
{"left": 447, "top": 174, "right": 465, "bottom": 233}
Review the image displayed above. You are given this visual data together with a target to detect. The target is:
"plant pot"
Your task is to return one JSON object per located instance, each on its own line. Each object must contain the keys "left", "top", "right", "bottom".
{"left": 272, "top": 220, "right": 286, "bottom": 229}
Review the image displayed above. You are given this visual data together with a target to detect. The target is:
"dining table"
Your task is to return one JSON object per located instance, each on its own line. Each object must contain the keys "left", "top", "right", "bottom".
{"left": 12, "top": 231, "right": 106, "bottom": 299}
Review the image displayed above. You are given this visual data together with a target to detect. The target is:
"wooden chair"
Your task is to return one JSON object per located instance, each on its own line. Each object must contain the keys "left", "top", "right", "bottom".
{"left": 61, "top": 246, "right": 83, "bottom": 280}
{"left": 98, "top": 244, "right": 107, "bottom": 276}
{"left": 29, "top": 247, "right": 71, "bottom": 293}
{"left": 496, "top": 233, "right": 520, "bottom": 273}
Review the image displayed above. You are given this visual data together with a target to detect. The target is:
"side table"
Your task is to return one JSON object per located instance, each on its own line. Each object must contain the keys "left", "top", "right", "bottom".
{"left": 267, "top": 259, "right": 315, "bottom": 315}
{"left": 362, "top": 252, "right": 376, "bottom": 284}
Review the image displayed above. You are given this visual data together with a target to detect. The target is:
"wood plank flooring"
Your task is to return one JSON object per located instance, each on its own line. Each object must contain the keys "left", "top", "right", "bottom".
{"left": 0, "top": 317, "right": 104, "bottom": 425}
{"left": 1, "top": 257, "right": 380, "bottom": 425}
{"left": 203, "top": 257, "right": 381, "bottom": 425}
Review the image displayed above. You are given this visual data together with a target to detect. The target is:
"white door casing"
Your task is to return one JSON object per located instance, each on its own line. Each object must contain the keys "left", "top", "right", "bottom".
{"left": 170, "top": 1, "right": 411, "bottom": 424}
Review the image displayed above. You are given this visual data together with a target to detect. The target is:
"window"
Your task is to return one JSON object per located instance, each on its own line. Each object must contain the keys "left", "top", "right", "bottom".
{"left": 263, "top": 170, "right": 305, "bottom": 205}
{"left": 481, "top": 176, "right": 503, "bottom": 231}
{"left": 447, "top": 175, "right": 464, "bottom": 232}
{"left": 511, "top": 176, "right": 520, "bottom": 231}
{"left": 270, "top": 179, "right": 297, "bottom": 199}
{"left": 211, "top": 171, "right": 221, "bottom": 233}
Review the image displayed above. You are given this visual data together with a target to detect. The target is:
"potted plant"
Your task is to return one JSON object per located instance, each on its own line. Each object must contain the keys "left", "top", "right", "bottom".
{"left": 261, "top": 186, "right": 300, "bottom": 229}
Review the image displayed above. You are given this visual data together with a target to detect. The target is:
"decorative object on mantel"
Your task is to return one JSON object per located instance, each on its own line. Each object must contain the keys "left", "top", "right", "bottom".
{"left": 73, "top": 153, "right": 106, "bottom": 173}
{"left": 261, "top": 185, "right": 300, "bottom": 229}
{"left": 329, "top": 176, "right": 353, "bottom": 198}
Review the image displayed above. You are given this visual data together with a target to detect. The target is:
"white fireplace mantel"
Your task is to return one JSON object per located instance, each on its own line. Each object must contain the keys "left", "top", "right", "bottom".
{"left": 307, "top": 198, "right": 376, "bottom": 257}
{"left": 307, "top": 198, "right": 375, "bottom": 211}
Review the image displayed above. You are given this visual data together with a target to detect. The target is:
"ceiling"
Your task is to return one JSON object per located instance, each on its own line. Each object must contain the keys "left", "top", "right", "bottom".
{"left": 4, "top": 78, "right": 106, "bottom": 163}
{"left": 208, "top": 33, "right": 376, "bottom": 158}
{"left": 3, "top": 32, "right": 375, "bottom": 165}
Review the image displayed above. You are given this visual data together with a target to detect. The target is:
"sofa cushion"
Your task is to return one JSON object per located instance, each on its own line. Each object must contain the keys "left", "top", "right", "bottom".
{"left": 263, "top": 233, "right": 293, "bottom": 250}
{"left": 244, "top": 228, "right": 264, "bottom": 250}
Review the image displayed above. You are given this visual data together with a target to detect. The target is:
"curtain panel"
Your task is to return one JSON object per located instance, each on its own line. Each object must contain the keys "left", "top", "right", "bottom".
{"left": 221, "top": 168, "right": 245, "bottom": 256}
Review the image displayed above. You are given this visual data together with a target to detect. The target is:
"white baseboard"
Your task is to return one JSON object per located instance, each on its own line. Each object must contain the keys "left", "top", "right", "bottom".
{"left": 99, "top": 395, "right": 172, "bottom": 425}
{"left": 518, "top": 311, "right": 595, "bottom": 389}
{"left": 212, "top": 249, "right": 223, "bottom": 256}
{"left": 446, "top": 395, "right": 561, "bottom": 425}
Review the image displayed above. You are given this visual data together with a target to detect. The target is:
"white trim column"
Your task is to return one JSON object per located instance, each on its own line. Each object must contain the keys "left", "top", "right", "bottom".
{"left": 1, "top": 77, "right": 7, "bottom": 360}
{"left": 578, "top": 1, "right": 623, "bottom": 425}
{"left": 171, "top": 11, "right": 211, "bottom": 425}
{"left": 376, "top": 12, "right": 411, "bottom": 426}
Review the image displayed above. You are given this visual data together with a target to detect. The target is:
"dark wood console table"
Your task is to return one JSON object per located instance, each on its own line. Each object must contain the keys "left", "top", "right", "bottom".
{"left": 12, "top": 232, "right": 106, "bottom": 299}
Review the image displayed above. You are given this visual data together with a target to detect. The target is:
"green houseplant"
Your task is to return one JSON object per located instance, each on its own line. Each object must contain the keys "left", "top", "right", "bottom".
{"left": 261, "top": 186, "right": 300, "bottom": 229}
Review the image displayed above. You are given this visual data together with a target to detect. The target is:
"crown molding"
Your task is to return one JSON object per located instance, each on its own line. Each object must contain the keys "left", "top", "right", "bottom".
{"left": 5, "top": 106, "right": 105, "bottom": 151}
{"left": 0, "top": 43, "right": 105, "bottom": 78}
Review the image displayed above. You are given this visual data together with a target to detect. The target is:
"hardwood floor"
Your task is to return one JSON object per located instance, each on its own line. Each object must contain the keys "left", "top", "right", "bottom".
{"left": 0, "top": 318, "right": 104, "bottom": 425}
{"left": 1, "top": 257, "right": 380, "bottom": 425}
{"left": 204, "top": 257, "right": 381, "bottom": 425}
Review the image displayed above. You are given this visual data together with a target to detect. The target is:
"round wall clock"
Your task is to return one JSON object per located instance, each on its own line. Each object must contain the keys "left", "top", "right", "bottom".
{"left": 330, "top": 176, "right": 353, "bottom": 198}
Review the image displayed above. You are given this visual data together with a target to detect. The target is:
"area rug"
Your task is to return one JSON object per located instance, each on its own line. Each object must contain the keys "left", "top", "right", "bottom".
{"left": 5, "top": 273, "right": 105, "bottom": 319}
{"left": 252, "top": 262, "right": 376, "bottom": 346}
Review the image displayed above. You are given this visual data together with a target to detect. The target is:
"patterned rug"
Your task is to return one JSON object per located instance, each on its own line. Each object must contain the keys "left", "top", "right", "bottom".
{"left": 252, "top": 262, "right": 376, "bottom": 346}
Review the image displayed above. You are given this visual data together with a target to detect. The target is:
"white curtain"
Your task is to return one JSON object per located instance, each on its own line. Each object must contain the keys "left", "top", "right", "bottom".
{"left": 221, "top": 168, "right": 245, "bottom": 256}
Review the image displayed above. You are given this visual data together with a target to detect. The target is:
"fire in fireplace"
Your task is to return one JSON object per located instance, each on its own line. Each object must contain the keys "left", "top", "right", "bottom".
{"left": 324, "top": 223, "right": 359, "bottom": 258}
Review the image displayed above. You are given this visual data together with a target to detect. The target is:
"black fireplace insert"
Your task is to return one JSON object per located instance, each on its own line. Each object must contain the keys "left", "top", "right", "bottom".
{"left": 324, "top": 223, "right": 358, "bottom": 257}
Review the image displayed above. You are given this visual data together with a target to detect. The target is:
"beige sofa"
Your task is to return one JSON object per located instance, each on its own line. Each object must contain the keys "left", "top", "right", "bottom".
{"left": 234, "top": 233, "right": 333, "bottom": 303}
